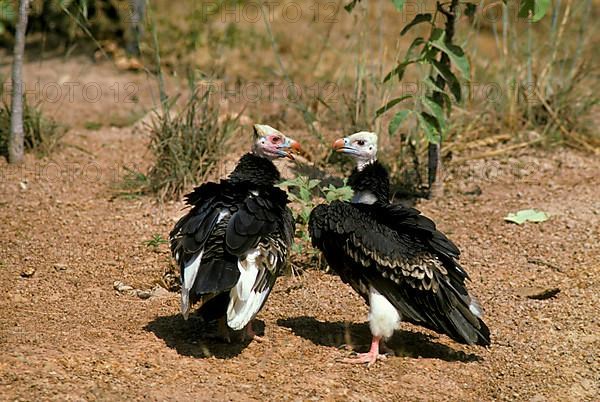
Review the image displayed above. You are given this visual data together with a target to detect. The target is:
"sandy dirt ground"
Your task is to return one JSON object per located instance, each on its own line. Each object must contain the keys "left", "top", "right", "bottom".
{"left": 0, "top": 58, "right": 599, "bottom": 401}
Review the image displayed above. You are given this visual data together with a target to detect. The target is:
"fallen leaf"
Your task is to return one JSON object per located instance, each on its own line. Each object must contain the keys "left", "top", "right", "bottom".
{"left": 504, "top": 209, "right": 549, "bottom": 224}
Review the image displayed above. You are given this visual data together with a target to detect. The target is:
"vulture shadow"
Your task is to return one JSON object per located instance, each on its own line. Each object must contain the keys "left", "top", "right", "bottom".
{"left": 277, "top": 316, "right": 482, "bottom": 363}
{"left": 144, "top": 314, "right": 264, "bottom": 359}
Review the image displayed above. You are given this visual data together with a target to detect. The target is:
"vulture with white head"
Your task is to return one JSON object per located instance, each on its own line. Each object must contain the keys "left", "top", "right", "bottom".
{"left": 170, "top": 124, "right": 300, "bottom": 340}
{"left": 309, "top": 131, "right": 490, "bottom": 365}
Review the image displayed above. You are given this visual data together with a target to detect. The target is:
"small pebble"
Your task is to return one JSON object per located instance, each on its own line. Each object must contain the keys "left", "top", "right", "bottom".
{"left": 113, "top": 280, "right": 134, "bottom": 292}
{"left": 136, "top": 290, "right": 152, "bottom": 299}
{"left": 20, "top": 267, "right": 36, "bottom": 278}
{"left": 53, "top": 263, "right": 68, "bottom": 271}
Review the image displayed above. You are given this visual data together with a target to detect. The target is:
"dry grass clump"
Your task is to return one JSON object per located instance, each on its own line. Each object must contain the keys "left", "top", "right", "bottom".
{"left": 0, "top": 90, "right": 65, "bottom": 158}
{"left": 145, "top": 90, "right": 240, "bottom": 201}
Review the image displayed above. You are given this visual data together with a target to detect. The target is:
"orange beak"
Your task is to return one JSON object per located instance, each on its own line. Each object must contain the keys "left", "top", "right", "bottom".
{"left": 284, "top": 138, "right": 301, "bottom": 160}
{"left": 332, "top": 138, "right": 346, "bottom": 152}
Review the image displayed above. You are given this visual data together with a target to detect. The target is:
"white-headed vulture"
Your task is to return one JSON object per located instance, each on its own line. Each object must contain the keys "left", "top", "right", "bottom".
{"left": 170, "top": 124, "right": 300, "bottom": 341}
{"left": 309, "top": 131, "right": 490, "bottom": 365}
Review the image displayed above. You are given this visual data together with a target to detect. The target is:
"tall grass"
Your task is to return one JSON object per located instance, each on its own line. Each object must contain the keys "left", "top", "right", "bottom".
{"left": 0, "top": 86, "right": 65, "bottom": 158}
{"left": 145, "top": 89, "right": 240, "bottom": 201}
{"left": 462, "top": 0, "right": 599, "bottom": 151}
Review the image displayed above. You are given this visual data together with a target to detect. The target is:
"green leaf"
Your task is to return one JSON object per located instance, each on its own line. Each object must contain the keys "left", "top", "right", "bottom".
{"left": 504, "top": 209, "right": 550, "bottom": 225}
{"left": 375, "top": 95, "right": 412, "bottom": 117}
{"left": 0, "top": 1, "right": 15, "bottom": 22}
{"left": 391, "top": 0, "right": 406, "bottom": 11}
{"left": 383, "top": 60, "right": 413, "bottom": 83}
{"left": 308, "top": 179, "right": 321, "bottom": 189}
{"left": 430, "top": 59, "right": 462, "bottom": 102}
{"left": 518, "top": 0, "right": 551, "bottom": 22}
{"left": 421, "top": 78, "right": 453, "bottom": 115}
{"left": 464, "top": 3, "right": 477, "bottom": 18}
{"left": 429, "top": 31, "right": 471, "bottom": 79}
{"left": 299, "top": 187, "right": 310, "bottom": 202}
{"left": 322, "top": 183, "right": 354, "bottom": 202}
{"left": 325, "top": 192, "right": 337, "bottom": 202}
{"left": 429, "top": 27, "right": 444, "bottom": 42}
{"left": 388, "top": 110, "right": 412, "bottom": 136}
{"left": 406, "top": 37, "right": 426, "bottom": 59}
{"left": 401, "top": 13, "right": 432, "bottom": 36}
{"left": 344, "top": 0, "right": 361, "bottom": 13}
{"left": 421, "top": 96, "right": 446, "bottom": 129}
{"left": 417, "top": 112, "right": 441, "bottom": 144}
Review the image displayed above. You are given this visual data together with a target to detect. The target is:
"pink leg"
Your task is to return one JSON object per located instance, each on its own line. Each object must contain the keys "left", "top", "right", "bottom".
{"left": 342, "top": 336, "right": 387, "bottom": 367}
{"left": 244, "top": 320, "right": 265, "bottom": 342}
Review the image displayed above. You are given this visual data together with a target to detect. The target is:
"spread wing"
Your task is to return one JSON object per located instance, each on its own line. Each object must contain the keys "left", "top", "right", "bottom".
{"left": 309, "top": 201, "right": 490, "bottom": 346}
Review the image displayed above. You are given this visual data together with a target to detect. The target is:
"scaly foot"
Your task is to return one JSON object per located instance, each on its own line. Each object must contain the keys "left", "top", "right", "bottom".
{"left": 244, "top": 321, "right": 265, "bottom": 342}
{"left": 341, "top": 351, "right": 387, "bottom": 367}
{"left": 340, "top": 335, "right": 386, "bottom": 367}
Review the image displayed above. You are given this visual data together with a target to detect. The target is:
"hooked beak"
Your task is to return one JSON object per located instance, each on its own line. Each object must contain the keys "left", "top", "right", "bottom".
{"left": 280, "top": 137, "right": 301, "bottom": 160}
{"left": 332, "top": 137, "right": 358, "bottom": 155}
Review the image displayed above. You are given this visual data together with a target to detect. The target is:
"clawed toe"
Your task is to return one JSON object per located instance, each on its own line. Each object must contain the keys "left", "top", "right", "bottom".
{"left": 341, "top": 352, "right": 386, "bottom": 367}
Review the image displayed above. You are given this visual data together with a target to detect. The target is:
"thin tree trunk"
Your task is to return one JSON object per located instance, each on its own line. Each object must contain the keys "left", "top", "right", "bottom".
{"left": 427, "top": 0, "right": 458, "bottom": 198}
{"left": 9, "top": 0, "right": 30, "bottom": 164}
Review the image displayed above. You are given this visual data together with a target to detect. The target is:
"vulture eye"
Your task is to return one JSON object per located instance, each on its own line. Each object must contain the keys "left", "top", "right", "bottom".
{"left": 357, "top": 140, "right": 365, "bottom": 146}
{"left": 271, "top": 136, "right": 281, "bottom": 143}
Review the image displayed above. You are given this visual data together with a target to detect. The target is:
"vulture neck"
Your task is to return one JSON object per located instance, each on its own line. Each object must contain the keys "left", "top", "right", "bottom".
{"left": 348, "top": 160, "right": 390, "bottom": 205}
{"left": 356, "top": 158, "right": 376, "bottom": 172}
{"left": 229, "top": 153, "right": 281, "bottom": 187}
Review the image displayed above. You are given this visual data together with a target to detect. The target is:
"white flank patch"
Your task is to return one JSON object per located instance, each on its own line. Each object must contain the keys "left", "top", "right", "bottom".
{"left": 180, "top": 251, "right": 203, "bottom": 320}
{"left": 227, "top": 248, "right": 271, "bottom": 330}
{"left": 368, "top": 285, "right": 401, "bottom": 339}
{"left": 469, "top": 296, "right": 484, "bottom": 318}
{"left": 352, "top": 190, "right": 378, "bottom": 205}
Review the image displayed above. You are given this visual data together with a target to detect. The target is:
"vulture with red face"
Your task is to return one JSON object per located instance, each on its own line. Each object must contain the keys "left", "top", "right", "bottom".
{"left": 170, "top": 124, "right": 300, "bottom": 340}
{"left": 309, "top": 132, "right": 490, "bottom": 365}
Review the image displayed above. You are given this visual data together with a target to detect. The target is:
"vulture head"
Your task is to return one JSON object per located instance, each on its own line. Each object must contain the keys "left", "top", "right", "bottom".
{"left": 333, "top": 131, "right": 378, "bottom": 170}
{"left": 253, "top": 124, "right": 301, "bottom": 160}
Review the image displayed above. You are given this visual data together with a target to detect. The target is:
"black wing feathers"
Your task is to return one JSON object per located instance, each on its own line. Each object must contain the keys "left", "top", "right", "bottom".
{"left": 171, "top": 178, "right": 293, "bottom": 298}
{"left": 309, "top": 201, "right": 490, "bottom": 346}
{"left": 225, "top": 187, "right": 289, "bottom": 256}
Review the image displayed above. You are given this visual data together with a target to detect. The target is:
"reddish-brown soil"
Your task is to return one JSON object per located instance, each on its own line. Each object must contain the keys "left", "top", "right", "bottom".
{"left": 1, "top": 58, "right": 599, "bottom": 402}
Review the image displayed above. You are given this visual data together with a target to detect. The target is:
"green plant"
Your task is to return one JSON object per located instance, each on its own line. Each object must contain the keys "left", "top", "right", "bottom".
{"left": 478, "top": 0, "right": 599, "bottom": 151}
{"left": 343, "top": 1, "right": 579, "bottom": 195}
{"left": 278, "top": 175, "right": 353, "bottom": 271}
{"left": 374, "top": 0, "right": 472, "bottom": 197}
{"left": 113, "top": 166, "right": 148, "bottom": 200}
{"left": 0, "top": 0, "right": 129, "bottom": 47}
{"left": 84, "top": 121, "right": 102, "bottom": 130}
{"left": 0, "top": 93, "right": 65, "bottom": 158}
{"left": 144, "top": 233, "right": 168, "bottom": 249}
{"left": 0, "top": 1, "right": 15, "bottom": 37}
